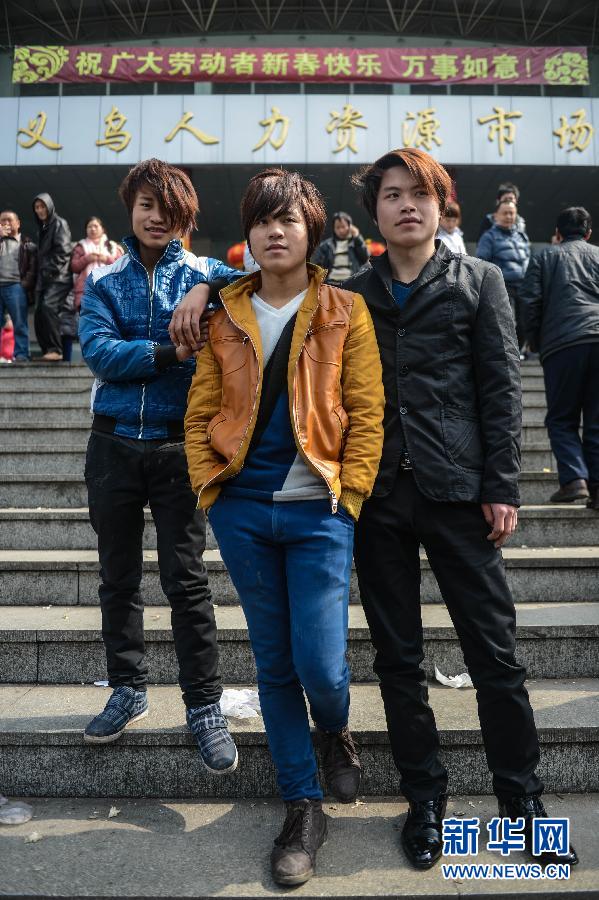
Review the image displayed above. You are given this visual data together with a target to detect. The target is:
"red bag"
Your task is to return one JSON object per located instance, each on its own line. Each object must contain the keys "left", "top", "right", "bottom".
{"left": 0, "top": 321, "right": 15, "bottom": 360}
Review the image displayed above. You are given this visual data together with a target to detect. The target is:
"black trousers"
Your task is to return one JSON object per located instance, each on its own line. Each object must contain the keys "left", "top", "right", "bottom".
{"left": 85, "top": 431, "right": 222, "bottom": 708}
{"left": 543, "top": 342, "right": 599, "bottom": 489}
{"left": 354, "top": 470, "right": 542, "bottom": 802}
{"left": 506, "top": 282, "right": 526, "bottom": 351}
{"left": 34, "top": 282, "right": 71, "bottom": 355}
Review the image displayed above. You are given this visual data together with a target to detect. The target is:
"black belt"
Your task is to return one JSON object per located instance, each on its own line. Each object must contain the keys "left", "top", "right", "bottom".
{"left": 92, "top": 414, "right": 185, "bottom": 439}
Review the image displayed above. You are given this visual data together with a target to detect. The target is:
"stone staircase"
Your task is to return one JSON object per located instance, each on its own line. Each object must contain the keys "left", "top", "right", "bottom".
{"left": 0, "top": 359, "right": 598, "bottom": 897}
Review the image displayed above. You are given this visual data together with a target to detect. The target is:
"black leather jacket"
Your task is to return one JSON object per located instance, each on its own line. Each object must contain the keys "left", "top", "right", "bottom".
{"left": 521, "top": 236, "right": 599, "bottom": 361}
{"left": 33, "top": 192, "right": 72, "bottom": 288}
{"left": 343, "top": 243, "right": 522, "bottom": 506}
{"left": 311, "top": 233, "right": 369, "bottom": 278}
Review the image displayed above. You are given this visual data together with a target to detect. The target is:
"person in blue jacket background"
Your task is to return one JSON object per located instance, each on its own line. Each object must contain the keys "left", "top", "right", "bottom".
{"left": 476, "top": 198, "right": 531, "bottom": 356}
{"left": 79, "top": 158, "right": 240, "bottom": 773}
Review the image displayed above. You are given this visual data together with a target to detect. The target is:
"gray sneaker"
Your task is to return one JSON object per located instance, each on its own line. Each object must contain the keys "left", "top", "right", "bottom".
{"left": 186, "top": 702, "right": 238, "bottom": 774}
{"left": 84, "top": 686, "right": 148, "bottom": 744}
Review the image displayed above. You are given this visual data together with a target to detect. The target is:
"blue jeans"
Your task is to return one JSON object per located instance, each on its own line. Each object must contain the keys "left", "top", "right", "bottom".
{"left": 0, "top": 282, "right": 29, "bottom": 359}
{"left": 543, "top": 342, "right": 599, "bottom": 488}
{"left": 209, "top": 496, "right": 354, "bottom": 801}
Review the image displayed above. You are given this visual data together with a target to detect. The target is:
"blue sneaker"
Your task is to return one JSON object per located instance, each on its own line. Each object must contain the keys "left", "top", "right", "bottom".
{"left": 186, "top": 702, "right": 238, "bottom": 774}
{"left": 84, "top": 686, "right": 148, "bottom": 744}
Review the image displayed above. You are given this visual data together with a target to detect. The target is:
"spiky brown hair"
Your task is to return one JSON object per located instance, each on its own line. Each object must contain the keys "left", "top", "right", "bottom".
{"left": 119, "top": 158, "right": 198, "bottom": 235}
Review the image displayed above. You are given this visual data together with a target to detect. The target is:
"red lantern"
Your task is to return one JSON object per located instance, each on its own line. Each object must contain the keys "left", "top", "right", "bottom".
{"left": 227, "top": 241, "right": 246, "bottom": 270}
{"left": 366, "top": 238, "right": 386, "bottom": 257}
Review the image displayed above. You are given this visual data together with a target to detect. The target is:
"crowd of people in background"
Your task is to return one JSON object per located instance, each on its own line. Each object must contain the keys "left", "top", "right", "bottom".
{"left": 0, "top": 198, "right": 122, "bottom": 364}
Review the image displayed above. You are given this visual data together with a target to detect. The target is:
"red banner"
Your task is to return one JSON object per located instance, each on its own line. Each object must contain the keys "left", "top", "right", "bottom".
{"left": 13, "top": 45, "right": 589, "bottom": 86}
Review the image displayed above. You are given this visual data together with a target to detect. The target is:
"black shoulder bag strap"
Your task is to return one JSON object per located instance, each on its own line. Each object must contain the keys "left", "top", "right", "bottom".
{"left": 248, "top": 312, "right": 297, "bottom": 453}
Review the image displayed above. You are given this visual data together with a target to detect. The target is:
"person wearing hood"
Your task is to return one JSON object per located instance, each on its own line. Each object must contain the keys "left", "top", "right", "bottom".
{"left": 33, "top": 193, "right": 72, "bottom": 361}
{"left": 476, "top": 199, "right": 531, "bottom": 354}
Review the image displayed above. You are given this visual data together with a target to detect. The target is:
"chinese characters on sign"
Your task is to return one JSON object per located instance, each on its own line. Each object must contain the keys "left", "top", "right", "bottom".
{"left": 11, "top": 98, "right": 599, "bottom": 164}
{"left": 442, "top": 817, "right": 571, "bottom": 859}
{"left": 12, "top": 45, "right": 589, "bottom": 86}
{"left": 477, "top": 106, "right": 523, "bottom": 157}
{"left": 553, "top": 109, "right": 595, "bottom": 153}
{"left": 17, "top": 111, "right": 62, "bottom": 150}
{"left": 326, "top": 105, "right": 367, "bottom": 154}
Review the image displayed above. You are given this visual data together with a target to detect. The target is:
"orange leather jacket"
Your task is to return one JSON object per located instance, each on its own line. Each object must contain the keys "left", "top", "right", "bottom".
{"left": 185, "top": 264, "right": 384, "bottom": 517}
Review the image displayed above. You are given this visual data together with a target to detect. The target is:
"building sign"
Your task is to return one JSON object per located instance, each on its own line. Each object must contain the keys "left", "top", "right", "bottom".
{"left": 2, "top": 94, "right": 598, "bottom": 166}
{"left": 12, "top": 46, "right": 589, "bottom": 86}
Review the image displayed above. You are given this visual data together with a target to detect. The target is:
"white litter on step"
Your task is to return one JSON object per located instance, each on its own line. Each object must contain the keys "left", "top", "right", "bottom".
{"left": 220, "top": 688, "right": 261, "bottom": 719}
{"left": 0, "top": 795, "right": 33, "bottom": 826}
{"left": 107, "top": 806, "right": 120, "bottom": 819}
{"left": 24, "top": 831, "right": 42, "bottom": 843}
{"left": 434, "top": 666, "right": 473, "bottom": 689}
{"left": 93, "top": 680, "right": 109, "bottom": 687}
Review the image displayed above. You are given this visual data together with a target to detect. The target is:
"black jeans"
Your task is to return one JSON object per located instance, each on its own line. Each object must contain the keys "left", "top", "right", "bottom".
{"left": 85, "top": 431, "right": 222, "bottom": 708}
{"left": 354, "top": 470, "right": 542, "bottom": 802}
{"left": 34, "top": 282, "right": 71, "bottom": 355}
{"left": 543, "top": 342, "right": 599, "bottom": 489}
{"left": 506, "top": 282, "right": 526, "bottom": 351}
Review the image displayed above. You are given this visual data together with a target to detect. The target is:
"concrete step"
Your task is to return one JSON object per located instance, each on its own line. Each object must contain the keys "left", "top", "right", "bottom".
{"left": 0, "top": 444, "right": 560, "bottom": 476}
{"left": 0, "top": 471, "right": 565, "bottom": 507}
{"left": 0, "top": 447, "right": 89, "bottom": 475}
{"left": 521, "top": 375, "right": 546, "bottom": 389}
{"left": 1, "top": 505, "right": 595, "bottom": 552}
{"left": 1, "top": 679, "right": 597, "bottom": 797}
{"left": 0, "top": 394, "right": 90, "bottom": 407}
{"left": 2, "top": 794, "right": 596, "bottom": 899}
{"left": 0, "top": 407, "right": 93, "bottom": 425}
{"left": 0, "top": 422, "right": 554, "bottom": 447}
{"left": 2, "top": 602, "right": 597, "bottom": 685}
{"left": 0, "top": 403, "right": 549, "bottom": 426}
{"left": 1, "top": 547, "right": 598, "bottom": 607}
{"left": 1, "top": 424, "right": 91, "bottom": 447}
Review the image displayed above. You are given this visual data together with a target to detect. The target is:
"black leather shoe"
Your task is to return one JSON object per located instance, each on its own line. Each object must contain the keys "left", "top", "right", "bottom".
{"left": 498, "top": 795, "right": 578, "bottom": 866}
{"left": 401, "top": 794, "right": 447, "bottom": 870}
{"left": 587, "top": 485, "right": 599, "bottom": 510}
{"left": 316, "top": 725, "right": 362, "bottom": 803}
{"left": 271, "top": 799, "right": 328, "bottom": 886}
{"left": 550, "top": 479, "right": 589, "bottom": 503}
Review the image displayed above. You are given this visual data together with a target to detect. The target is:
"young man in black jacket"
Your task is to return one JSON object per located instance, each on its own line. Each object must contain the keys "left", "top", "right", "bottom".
{"left": 32, "top": 192, "right": 72, "bottom": 361}
{"left": 521, "top": 206, "right": 599, "bottom": 508}
{"left": 344, "top": 148, "right": 577, "bottom": 871}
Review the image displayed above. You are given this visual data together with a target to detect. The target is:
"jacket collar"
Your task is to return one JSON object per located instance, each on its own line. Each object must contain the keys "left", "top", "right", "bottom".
{"left": 219, "top": 263, "right": 328, "bottom": 367}
{"left": 368, "top": 241, "right": 453, "bottom": 311}
{"left": 122, "top": 235, "right": 185, "bottom": 268}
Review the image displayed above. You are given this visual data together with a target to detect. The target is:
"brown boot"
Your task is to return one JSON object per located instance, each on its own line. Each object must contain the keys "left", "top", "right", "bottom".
{"left": 270, "top": 799, "right": 328, "bottom": 886}
{"left": 316, "top": 725, "right": 362, "bottom": 803}
{"left": 549, "top": 479, "right": 589, "bottom": 503}
{"left": 587, "top": 485, "right": 599, "bottom": 510}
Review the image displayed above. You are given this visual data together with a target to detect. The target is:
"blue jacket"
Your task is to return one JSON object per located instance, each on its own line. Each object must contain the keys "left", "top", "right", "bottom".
{"left": 476, "top": 224, "right": 530, "bottom": 284}
{"left": 79, "top": 236, "right": 238, "bottom": 439}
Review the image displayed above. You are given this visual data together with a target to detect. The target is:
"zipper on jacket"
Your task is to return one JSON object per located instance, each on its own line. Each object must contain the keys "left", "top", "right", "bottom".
{"left": 199, "top": 308, "right": 262, "bottom": 501}
{"left": 138, "top": 260, "right": 159, "bottom": 439}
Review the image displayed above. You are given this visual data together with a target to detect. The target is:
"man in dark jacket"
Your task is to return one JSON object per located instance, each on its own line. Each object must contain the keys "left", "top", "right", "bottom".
{"left": 311, "top": 211, "right": 369, "bottom": 283}
{"left": 0, "top": 209, "right": 37, "bottom": 361}
{"left": 345, "top": 148, "right": 576, "bottom": 871}
{"left": 476, "top": 199, "right": 531, "bottom": 353}
{"left": 32, "top": 192, "right": 72, "bottom": 360}
{"left": 521, "top": 206, "right": 599, "bottom": 508}
{"left": 477, "top": 181, "right": 526, "bottom": 240}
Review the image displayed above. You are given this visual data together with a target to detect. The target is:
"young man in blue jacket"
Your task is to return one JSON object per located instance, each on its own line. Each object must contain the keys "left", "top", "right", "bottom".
{"left": 79, "top": 159, "right": 239, "bottom": 773}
